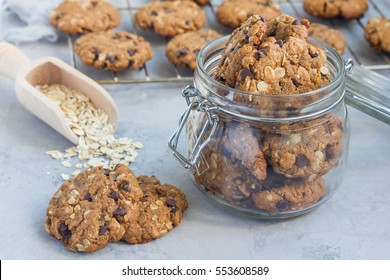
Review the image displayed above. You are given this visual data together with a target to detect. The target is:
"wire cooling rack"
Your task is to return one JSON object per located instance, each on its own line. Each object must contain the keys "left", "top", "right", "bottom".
{"left": 66, "top": 0, "right": 390, "bottom": 84}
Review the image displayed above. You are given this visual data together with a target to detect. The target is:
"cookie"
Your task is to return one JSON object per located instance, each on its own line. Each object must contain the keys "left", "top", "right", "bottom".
{"left": 309, "top": 23, "right": 346, "bottom": 54}
{"left": 50, "top": 0, "right": 120, "bottom": 35}
{"left": 261, "top": 117, "right": 344, "bottom": 179}
{"left": 45, "top": 165, "right": 143, "bottom": 253}
{"left": 364, "top": 17, "right": 390, "bottom": 53}
{"left": 222, "top": 123, "right": 267, "bottom": 181}
{"left": 252, "top": 176, "right": 326, "bottom": 212}
{"left": 74, "top": 30, "right": 153, "bottom": 71}
{"left": 135, "top": 1, "right": 206, "bottom": 37}
{"left": 122, "top": 176, "right": 188, "bottom": 244}
{"left": 216, "top": 0, "right": 280, "bottom": 28}
{"left": 303, "top": 0, "right": 368, "bottom": 20}
{"left": 214, "top": 14, "right": 331, "bottom": 96}
{"left": 166, "top": 29, "right": 221, "bottom": 70}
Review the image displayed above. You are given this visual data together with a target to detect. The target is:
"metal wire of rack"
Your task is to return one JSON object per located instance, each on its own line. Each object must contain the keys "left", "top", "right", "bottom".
{"left": 66, "top": 0, "right": 390, "bottom": 85}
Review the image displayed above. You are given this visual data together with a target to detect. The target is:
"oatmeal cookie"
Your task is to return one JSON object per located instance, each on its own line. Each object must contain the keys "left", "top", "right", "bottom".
{"left": 309, "top": 23, "right": 346, "bottom": 54}
{"left": 364, "top": 17, "right": 390, "bottom": 53}
{"left": 214, "top": 14, "right": 331, "bottom": 96}
{"left": 216, "top": 0, "right": 281, "bottom": 28}
{"left": 303, "top": 0, "right": 368, "bottom": 20}
{"left": 135, "top": 1, "right": 206, "bottom": 37}
{"left": 166, "top": 29, "right": 222, "bottom": 70}
{"left": 252, "top": 176, "right": 326, "bottom": 212}
{"left": 122, "top": 176, "right": 188, "bottom": 244}
{"left": 45, "top": 165, "right": 143, "bottom": 253}
{"left": 261, "top": 117, "right": 344, "bottom": 179}
{"left": 50, "top": 0, "right": 120, "bottom": 35}
{"left": 74, "top": 30, "right": 153, "bottom": 71}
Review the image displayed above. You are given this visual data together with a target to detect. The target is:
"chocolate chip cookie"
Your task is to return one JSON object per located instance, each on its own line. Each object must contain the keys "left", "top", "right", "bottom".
{"left": 364, "top": 17, "right": 390, "bottom": 53}
{"left": 50, "top": 0, "right": 120, "bottom": 35}
{"left": 252, "top": 176, "right": 326, "bottom": 212}
{"left": 214, "top": 14, "right": 331, "bottom": 96}
{"left": 122, "top": 176, "right": 188, "bottom": 244}
{"left": 74, "top": 30, "right": 153, "bottom": 71}
{"left": 303, "top": 0, "right": 368, "bottom": 20}
{"left": 135, "top": 1, "right": 206, "bottom": 37}
{"left": 309, "top": 23, "right": 346, "bottom": 54}
{"left": 261, "top": 117, "right": 344, "bottom": 179}
{"left": 216, "top": 0, "right": 281, "bottom": 28}
{"left": 166, "top": 29, "right": 221, "bottom": 70}
{"left": 45, "top": 165, "right": 143, "bottom": 253}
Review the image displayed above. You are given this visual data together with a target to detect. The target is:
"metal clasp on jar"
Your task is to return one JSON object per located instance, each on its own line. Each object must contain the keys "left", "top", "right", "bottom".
{"left": 168, "top": 85, "right": 219, "bottom": 168}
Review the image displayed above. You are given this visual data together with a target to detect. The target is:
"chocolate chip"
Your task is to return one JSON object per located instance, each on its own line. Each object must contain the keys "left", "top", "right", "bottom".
{"left": 275, "top": 200, "right": 289, "bottom": 210}
{"left": 269, "top": 27, "right": 277, "bottom": 37}
{"left": 59, "top": 223, "right": 72, "bottom": 239}
{"left": 148, "top": 23, "right": 154, "bottom": 31}
{"left": 127, "top": 49, "right": 136, "bottom": 56}
{"left": 101, "top": 62, "right": 107, "bottom": 69}
{"left": 293, "top": 79, "right": 301, "bottom": 87}
{"left": 84, "top": 193, "right": 93, "bottom": 202}
{"left": 113, "top": 207, "right": 126, "bottom": 217}
{"left": 107, "top": 55, "right": 116, "bottom": 63}
{"left": 91, "top": 1, "right": 98, "bottom": 8}
{"left": 103, "top": 168, "right": 110, "bottom": 176}
{"left": 177, "top": 48, "right": 189, "bottom": 57}
{"left": 292, "top": 19, "right": 300, "bottom": 26}
{"left": 296, "top": 154, "right": 309, "bottom": 167}
{"left": 166, "top": 199, "right": 177, "bottom": 207}
{"left": 108, "top": 191, "right": 119, "bottom": 201}
{"left": 128, "top": 60, "right": 134, "bottom": 68}
{"left": 140, "top": 196, "right": 148, "bottom": 203}
{"left": 310, "top": 52, "right": 319, "bottom": 58}
{"left": 257, "top": 48, "right": 268, "bottom": 57}
{"left": 112, "top": 33, "right": 120, "bottom": 40}
{"left": 99, "top": 225, "right": 107, "bottom": 236}
{"left": 276, "top": 39, "right": 283, "bottom": 47}
{"left": 151, "top": 10, "right": 158, "bottom": 16}
{"left": 93, "top": 48, "right": 100, "bottom": 61}
{"left": 259, "top": 16, "right": 267, "bottom": 23}
{"left": 121, "top": 181, "right": 130, "bottom": 191}
{"left": 239, "top": 69, "right": 253, "bottom": 81}
{"left": 185, "top": 20, "right": 191, "bottom": 26}
{"left": 170, "top": 206, "right": 178, "bottom": 214}
{"left": 245, "top": 35, "right": 250, "bottom": 44}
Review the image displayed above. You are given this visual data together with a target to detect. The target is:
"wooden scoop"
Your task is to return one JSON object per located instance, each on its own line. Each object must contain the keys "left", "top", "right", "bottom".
{"left": 0, "top": 42, "right": 118, "bottom": 144}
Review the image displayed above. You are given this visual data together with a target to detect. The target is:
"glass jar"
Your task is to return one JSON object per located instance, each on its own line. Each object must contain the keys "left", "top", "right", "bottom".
{"left": 169, "top": 36, "right": 354, "bottom": 219}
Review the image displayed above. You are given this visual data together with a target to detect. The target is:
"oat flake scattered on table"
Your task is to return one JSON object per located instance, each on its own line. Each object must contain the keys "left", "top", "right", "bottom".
{"left": 36, "top": 84, "right": 143, "bottom": 180}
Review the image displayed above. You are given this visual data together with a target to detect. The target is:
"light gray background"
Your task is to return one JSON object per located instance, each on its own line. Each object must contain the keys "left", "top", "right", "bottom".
{"left": 0, "top": 0, "right": 389, "bottom": 259}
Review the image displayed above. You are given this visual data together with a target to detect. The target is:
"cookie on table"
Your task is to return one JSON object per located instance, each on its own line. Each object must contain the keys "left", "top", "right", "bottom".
{"left": 261, "top": 117, "right": 344, "bottom": 180}
{"left": 364, "top": 17, "right": 390, "bottom": 53}
{"left": 45, "top": 165, "right": 144, "bottom": 253}
{"left": 50, "top": 0, "right": 120, "bottom": 35}
{"left": 214, "top": 14, "right": 331, "bottom": 96}
{"left": 216, "top": 0, "right": 281, "bottom": 28}
{"left": 134, "top": 1, "right": 206, "bottom": 37}
{"left": 122, "top": 176, "right": 188, "bottom": 244}
{"left": 252, "top": 176, "right": 326, "bottom": 212}
{"left": 74, "top": 30, "right": 153, "bottom": 71}
{"left": 303, "top": 0, "right": 368, "bottom": 20}
{"left": 166, "top": 29, "right": 221, "bottom": 70}
{"left": 309, "top": 23, "right": 346, "bottom": 54}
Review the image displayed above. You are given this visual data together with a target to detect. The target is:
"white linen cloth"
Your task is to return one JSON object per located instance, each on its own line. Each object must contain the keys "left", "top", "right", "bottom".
{"left": 0, "top": 0, "right": 62, "bottom": 44}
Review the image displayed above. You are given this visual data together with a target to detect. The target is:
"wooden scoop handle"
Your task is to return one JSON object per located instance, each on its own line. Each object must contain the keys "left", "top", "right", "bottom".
{"left": 0, "top": 42, "right": 31, "bottom": 80}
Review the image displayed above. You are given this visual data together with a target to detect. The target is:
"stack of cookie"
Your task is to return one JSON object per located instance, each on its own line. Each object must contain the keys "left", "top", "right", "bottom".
{"left": 45, "top": 164, "right": 188, "bottom": 253}
{"left": 50, "top": 0, "right": 153, "bottom": 72}
{"left": 195, "top": 15, "right": 345, "bottom": 213}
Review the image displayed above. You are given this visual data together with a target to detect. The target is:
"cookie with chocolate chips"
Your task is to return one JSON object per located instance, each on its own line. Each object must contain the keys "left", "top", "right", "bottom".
{"left": 134, "top": 1, "right": 206, "bottom": 37}
{"left": 216, "top": 0, "right": 280, "bottom": 28}
{"left": 214, "top": 14, "right": 331, "bottom": 96}
{"left": 364, "top": 17, "right": 390, "bottom": 53}
{"left": 74, "top": 30, "right": 153, "bottom": 71}
{"left": 303, "top": 0, "right": 368, "bottom": 20}
{"left": 122, "top": 176, "right": 188, "bottom": 244}
{"left": 252, "top": 176, "right": 326, "bottom": 212}
{"left": 166, "top": 29, "right": 221, "bottom": 70}
{"left": 261, "top": 117, "right": 344, "bottom": 180}
{"left": 309, "top": 23, "right": 346, "bottom": 54}
{"left": 49, "top": 0, "right": 120, "bottom": 35}
{"left": 45, "top": 165, "right": 143, "bottom": 253}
